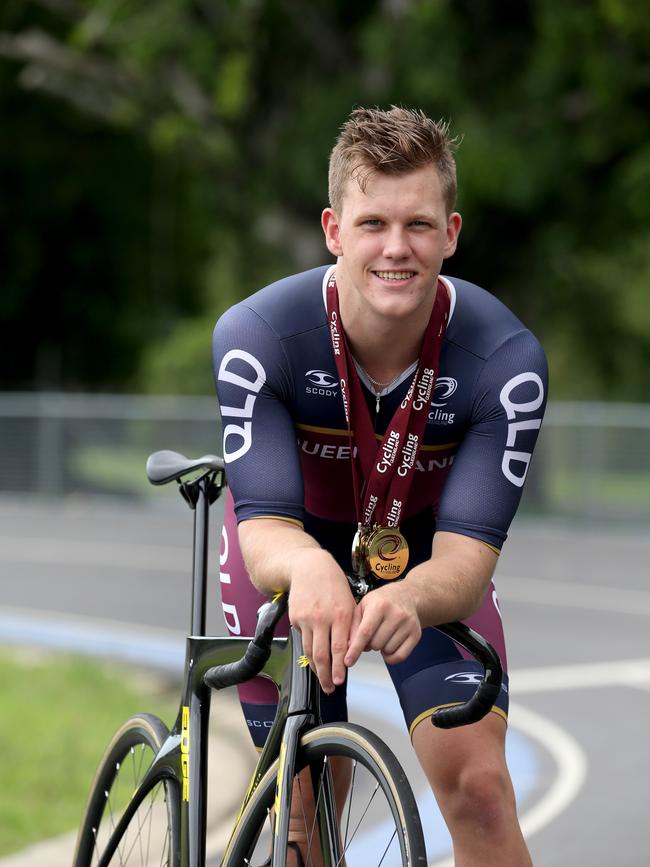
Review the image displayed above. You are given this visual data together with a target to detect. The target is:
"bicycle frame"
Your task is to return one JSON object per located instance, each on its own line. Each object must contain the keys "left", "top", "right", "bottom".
{"left": 94, "top": 469, "right": 331, "bottom": 867}
{"left": 90, "top": 455, "right": 502, "bottom": 866}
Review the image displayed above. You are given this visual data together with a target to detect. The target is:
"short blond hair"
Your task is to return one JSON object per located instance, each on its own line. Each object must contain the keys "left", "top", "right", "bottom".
{"left": 328, "top": 106, "right": 459, "bottom": 215}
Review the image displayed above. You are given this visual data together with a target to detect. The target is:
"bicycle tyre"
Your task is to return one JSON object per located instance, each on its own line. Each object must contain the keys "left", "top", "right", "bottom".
{"left": 222, "top": 722, "right": 427, "bottom": 866}
{"left": 73, "top": 713, "right": 180, "bottom": 867}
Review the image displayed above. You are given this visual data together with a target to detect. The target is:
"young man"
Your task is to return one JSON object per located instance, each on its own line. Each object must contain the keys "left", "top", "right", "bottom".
{"left": 213, "top": 106, "right": 546, "bottom": 866}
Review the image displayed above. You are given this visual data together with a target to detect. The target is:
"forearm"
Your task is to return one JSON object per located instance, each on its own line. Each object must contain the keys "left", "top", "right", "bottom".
{"left": 238, "top": 517, "right": 356, "bottom": 693}
{"left": 237, "top": 517, "right": 341, "bottom": 596}
{"left": 402, "top": 531, "right": 498, "bottom": 626}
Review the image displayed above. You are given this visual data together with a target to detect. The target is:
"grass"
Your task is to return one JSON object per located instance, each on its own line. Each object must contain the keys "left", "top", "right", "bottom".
{"left": 70, "top": 445, "right": 154, "bottom": 496}
{"left": 549, "top": 470, "right": 650, "bottom": 506}
{"left": 0, "top": 649, "right": 178, "bottom": 856}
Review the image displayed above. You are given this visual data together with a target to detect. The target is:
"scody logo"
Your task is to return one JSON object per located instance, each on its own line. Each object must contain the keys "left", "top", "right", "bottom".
{"left": 305, "top": 369, "right": 339, "bottom": 397}
{"left": 445, "top": 671, "right": 508, "bottom": 694}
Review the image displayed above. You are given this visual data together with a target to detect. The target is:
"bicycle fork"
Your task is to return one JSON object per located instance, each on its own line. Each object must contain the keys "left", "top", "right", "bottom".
{"left": 271, "top": 629, "right": 343, "bottom": 867}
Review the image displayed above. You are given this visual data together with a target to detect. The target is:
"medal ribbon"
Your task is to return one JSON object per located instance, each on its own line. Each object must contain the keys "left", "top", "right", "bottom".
{"left": 326, "top": 271, "right": 450, "bottom": 528}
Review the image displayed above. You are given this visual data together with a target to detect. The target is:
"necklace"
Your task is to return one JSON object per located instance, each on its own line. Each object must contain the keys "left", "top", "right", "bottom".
{"left": 357, "top": 365, "right": 405, "bottom": 413}
{"left": 363, "top": 369, "right": 402, "bottom": 393}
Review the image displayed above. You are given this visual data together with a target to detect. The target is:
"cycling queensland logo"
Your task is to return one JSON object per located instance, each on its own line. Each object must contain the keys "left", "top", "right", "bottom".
{"left": 305, "top": 369, "right": 339, "bottom": 397}
{"left": 428, "top": 376, "right": 458, "bottom": 425}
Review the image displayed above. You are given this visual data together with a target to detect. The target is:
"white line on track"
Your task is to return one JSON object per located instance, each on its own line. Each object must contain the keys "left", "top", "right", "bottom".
{"left": 429, "top": 701, "right": 589, "bottom": 867}
{"left": 511, "top": 657, "right": 650, "bottom": 693}
{"left": 510, "top": 702, "right": 588, "bottom": 839}
{"left": 0, "top": 536, "right": 186, "bottom": 572}
{"left": 497, "top": 574, "right": 650, "bottom": 617}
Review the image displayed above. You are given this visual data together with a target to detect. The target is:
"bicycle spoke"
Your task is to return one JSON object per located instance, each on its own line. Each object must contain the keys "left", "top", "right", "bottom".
{"left": 339, "top": 781, "right": 380, "bottom": 861}
{"left": 288, "top": 752, "right": 406, "bottom": 867}
{"left": 118, "top": 786, "right": 167, "bottom": 865}
{"left": 376, "top": 828, "right": 398, "bottom": 866}
{"left": 305, "top": 756, "right": 328, "bottom": 866}
{"left": 295, "top": 772, "right": 314, "bottom": 867}
{"left": 82, "top": 732, "right": 172, "bottom": 867}
{"left": 342, "top": 760, "right": 357, "bottom": 853}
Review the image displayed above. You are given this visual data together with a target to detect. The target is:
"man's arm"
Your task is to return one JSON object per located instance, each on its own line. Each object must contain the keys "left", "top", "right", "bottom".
{"left": 345, "top": 531, "right": 497, "bottom": 668}
{"left": 346, "top": 330, "right": 547, "bottom": 669}
{"left": 214, "top": 303, "right": 359, "bottom": 695}
{"left": 238, "top": 518, "right": 357, "bottom": 694}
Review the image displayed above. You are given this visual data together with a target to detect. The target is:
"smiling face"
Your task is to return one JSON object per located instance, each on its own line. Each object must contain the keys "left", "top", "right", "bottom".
{"left": 322, "top": 164, "right": 461, "bottom": 328}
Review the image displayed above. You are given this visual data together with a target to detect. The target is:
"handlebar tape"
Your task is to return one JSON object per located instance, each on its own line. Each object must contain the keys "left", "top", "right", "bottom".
{"left": 204, "top": 638, "right": 271, "bottom": 689}
{"left": 430, "top": 621, "right": 504, "bottom": 730}
{"left": 430, "top": 675, "right": 502, "bottom": 729}
{"left": 203, "top": 594, "right": 287, "bottom": 690}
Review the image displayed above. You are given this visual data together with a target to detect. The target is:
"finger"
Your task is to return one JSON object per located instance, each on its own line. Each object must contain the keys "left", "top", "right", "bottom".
{"left": 311, "top": 627, "right": 334, "bottom": 694}
{"left": 345, "top": 604, "right": 381, "bottom": 668}
{"left": 330, "top": 615, "right": 351, "bottom": 687}
{"left": 299, "top": 626, "right": 314, "bottom": 670}
{"left": 378, "top": 626, "right": 411, "bottom": 657}
{"left": 382, "top": 631, "right": 420, "bottom": 665}
{"left": 368, "top": 622, "right": 402, "bottom": 653}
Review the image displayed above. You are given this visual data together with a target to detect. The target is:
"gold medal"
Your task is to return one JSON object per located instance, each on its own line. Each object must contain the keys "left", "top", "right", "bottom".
{"left": 365, "top": 526, "right": 409, "bottom": 580}
{"left": 351, "top": 524, "right": 370, "bottom": 577}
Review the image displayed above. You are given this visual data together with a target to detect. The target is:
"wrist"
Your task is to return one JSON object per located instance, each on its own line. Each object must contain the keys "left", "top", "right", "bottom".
{"left": 287, "top": 546, "right": 340, "bottom": 588}
{"left": 397, "top": 576, "right": 426, "bottom": 623}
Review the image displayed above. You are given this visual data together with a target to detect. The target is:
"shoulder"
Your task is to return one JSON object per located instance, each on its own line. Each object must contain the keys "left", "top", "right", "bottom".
{"left": 215, "top": 265, "right": 330, "bottom": 341}
{"left": 443, "top": 275, "right": 545, "bottom": 364}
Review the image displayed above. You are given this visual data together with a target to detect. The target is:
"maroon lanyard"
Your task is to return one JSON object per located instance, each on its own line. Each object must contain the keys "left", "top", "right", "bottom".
{"left": 326, "top": 271, "right": 450, "bottom": 528}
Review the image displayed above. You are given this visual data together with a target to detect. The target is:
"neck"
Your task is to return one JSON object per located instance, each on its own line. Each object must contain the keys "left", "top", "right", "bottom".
{"left": 335, "top": 268, "right": 436, "bottom": 380}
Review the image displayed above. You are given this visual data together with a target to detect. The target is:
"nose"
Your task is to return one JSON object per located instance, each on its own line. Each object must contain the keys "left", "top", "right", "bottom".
{"left": 382, "top": 226, "right": 412, "bottom": 261}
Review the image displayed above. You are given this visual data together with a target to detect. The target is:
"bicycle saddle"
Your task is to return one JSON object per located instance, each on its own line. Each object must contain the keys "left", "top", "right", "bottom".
{"left": 146, "top": 450, "right": 224, "bottom": 485}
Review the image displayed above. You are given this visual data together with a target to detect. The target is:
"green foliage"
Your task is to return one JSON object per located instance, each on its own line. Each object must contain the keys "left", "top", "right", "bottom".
{"left": 1, "top": 0, "right": 649, "bottom": 397}
{"left": 0, "top": 649, "right": 176, "bottom": 854}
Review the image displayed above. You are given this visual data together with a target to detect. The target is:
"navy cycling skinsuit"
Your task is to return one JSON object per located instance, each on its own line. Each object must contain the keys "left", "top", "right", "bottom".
{"left": 213, "top": 264, "right": 548, "bottom": 747}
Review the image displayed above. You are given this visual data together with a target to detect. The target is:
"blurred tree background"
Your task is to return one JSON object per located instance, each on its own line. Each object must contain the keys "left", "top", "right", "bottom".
{"left": 1, "top": 0, "right": 649, "bottom": 398}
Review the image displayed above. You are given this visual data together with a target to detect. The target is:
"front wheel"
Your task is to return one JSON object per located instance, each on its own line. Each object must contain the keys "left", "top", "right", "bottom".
{"left": 73, "top": 713, "right": 180, "bottom": 866}
{"left": 223, "top": 722, "right": 427, "bottom": 866}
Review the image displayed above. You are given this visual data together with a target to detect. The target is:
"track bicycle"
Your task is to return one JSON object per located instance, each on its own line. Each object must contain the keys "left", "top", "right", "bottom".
{"left": 73, "top": 450, "right": 503, "bottom": 867}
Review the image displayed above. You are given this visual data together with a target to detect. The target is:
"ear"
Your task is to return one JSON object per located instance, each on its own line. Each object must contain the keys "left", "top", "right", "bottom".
{"left": 443, "top": 211, "right": 462, "bottom": 260}
{"left": 321, "top": 208, "right": 343, "bottom": 257}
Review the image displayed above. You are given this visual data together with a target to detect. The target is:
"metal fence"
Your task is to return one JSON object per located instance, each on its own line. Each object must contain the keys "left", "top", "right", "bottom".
{"left": 1, "top": 392, "right": 649, "bottom": 525}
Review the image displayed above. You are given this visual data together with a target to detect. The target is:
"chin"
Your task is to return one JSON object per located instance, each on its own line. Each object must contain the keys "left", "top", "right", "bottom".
{"left": 372, "top": 298, "right": 423, "bottom": 320}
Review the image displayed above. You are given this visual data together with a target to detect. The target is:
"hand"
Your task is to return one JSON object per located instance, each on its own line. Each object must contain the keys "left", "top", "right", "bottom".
{"left": 345, "top": 581, "right": 421, "bottom": 668}
{"left": 288, "top": 552, "right": 356, "bottom": 694}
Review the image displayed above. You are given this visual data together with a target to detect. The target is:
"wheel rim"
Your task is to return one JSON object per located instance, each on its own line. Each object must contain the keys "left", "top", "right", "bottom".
{"left": 240, "top": 755, "right": 411, "bottom": 866}
{"left": 89, "top": 740, "right": 173, "bottom": 866}
{"left": 301, "top": 756, "right": 406, "bottom": 867}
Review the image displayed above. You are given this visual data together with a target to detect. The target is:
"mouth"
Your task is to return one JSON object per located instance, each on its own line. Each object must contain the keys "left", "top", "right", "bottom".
{"left": 372, "top": 270, "right": 417, "bottom": 282}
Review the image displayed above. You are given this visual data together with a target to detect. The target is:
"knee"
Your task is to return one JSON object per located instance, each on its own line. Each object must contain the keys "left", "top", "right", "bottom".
{"left": 439, "top": 764, "right": 515, "bottom": 837}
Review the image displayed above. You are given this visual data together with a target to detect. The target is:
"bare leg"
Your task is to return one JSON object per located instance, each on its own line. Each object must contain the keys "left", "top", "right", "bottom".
{"left": 412, "top": 712, "right": 533, "bottom": 867}
{"left": 288, "top": 756, "right": 352, "bottom": 867}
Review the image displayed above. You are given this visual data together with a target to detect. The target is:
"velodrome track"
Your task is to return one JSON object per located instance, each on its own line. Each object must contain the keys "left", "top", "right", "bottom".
{"left": 0, "top": 495, "right": 648, "bottom": 866}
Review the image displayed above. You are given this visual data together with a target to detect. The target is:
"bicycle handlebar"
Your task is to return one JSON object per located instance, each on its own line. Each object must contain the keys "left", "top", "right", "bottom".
{"left": 430, "top": 621, "right": 503, "bottom": 729}
{"left": 204, "top": 594, "right": 288, "bottom": 690}
{"left": 153, "top": 451, "right": 501, "bottom": 727}
{"left": 204, "top": 593, "right": 502, "bottom": 732}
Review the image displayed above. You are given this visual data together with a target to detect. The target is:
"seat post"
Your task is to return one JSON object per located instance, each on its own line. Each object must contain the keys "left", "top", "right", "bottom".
{"left": 189, "top": 475, "right": 212, "bottom": 637}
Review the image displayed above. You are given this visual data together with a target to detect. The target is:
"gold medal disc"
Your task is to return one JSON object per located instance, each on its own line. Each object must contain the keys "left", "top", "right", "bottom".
{"left": 351, "top": 526, "right": 369, "bottom": 578}
{"left": 366, "top": 527, "right": 409, "bottom": 579}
